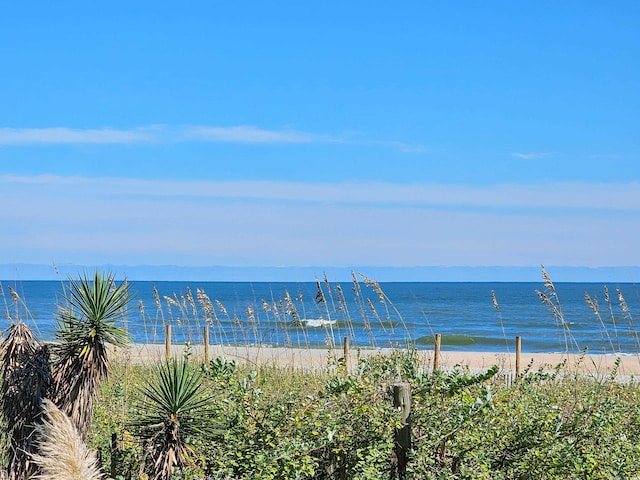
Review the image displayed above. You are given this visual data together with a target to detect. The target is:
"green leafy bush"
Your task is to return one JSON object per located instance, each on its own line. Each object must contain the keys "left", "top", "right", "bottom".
{"left": 88, "top": 350, "right": 640, "bottom": 479}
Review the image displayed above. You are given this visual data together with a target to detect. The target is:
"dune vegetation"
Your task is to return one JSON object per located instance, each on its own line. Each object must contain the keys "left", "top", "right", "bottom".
{"left": 1, "top": 271, "right": 640, "bottom": 479}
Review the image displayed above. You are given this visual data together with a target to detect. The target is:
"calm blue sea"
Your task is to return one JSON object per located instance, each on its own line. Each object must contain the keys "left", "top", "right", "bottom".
{"left": 2, "top": 280, "right": 640, "bottom": 354}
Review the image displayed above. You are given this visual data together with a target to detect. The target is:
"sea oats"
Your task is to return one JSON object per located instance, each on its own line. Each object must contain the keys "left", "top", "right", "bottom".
{"left": 491, "top": 290, "right": 499, "bottom": 310}
{"left": 152, "top": 286, "right": 162, "bottom": 310}
{"left": 185, "top": 287, "right": 196, "bottom": 312}
{"left": 335, "top": 283, "right": 345, "bottom": 312}
{"left": 271, "top": 302, "right": 281, "bottom": 320}
{"left": 315, "top": 280, "right": 326, "bottom": 305}
{"left": 215, "top": 300, "right": 228, "bottom": 316}
{"left": 617, "top": 288, "right": 630, "bottom": 315}
{"left": 351, "top": 271, "right": 360, "bottom": 293}
{"left": 585, "top": 291, "right": 616, "bottom": 352}
{"left": 536, "top": 290, "right": 560, "bottom": 323}
{"left": 180, "top": 294, "right": 188, "bottom": 312}
{"left": 367, "top": 298, "right": 378, "bottom": 316}
{"left": 584, "top": 292, "right": 599, "bottom": 314}
{"left": 284, "top": 291, "right": 300, "bottom": 322}
{"left": 196, "top": 288, "right": 214, "bottom": 321}
{"left": 9, "top": 287, "right": 20, "bottom": 303}
{"left": 541, "top": 265, "right": 554, "bottom": 291}
{"left": 360, "top": 274, "right": 385, "bottom": 303}
{"left": 163, "top": 295, "right": 179, "bottom": 308}
{"left": 261, "top": 299, "right": 272, "bottom": 312}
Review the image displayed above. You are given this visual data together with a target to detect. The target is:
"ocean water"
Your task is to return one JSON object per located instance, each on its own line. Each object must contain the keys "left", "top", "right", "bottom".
{"left": 2, "top": 280, "right": 640, "bottom": 354}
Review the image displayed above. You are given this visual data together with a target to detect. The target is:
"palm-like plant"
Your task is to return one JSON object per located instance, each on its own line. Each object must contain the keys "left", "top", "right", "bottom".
{"left": 135, "top": 357, "right": 216, "bottom": 480}
{"left": 0, "top": 322, "right": 52, "bottom": 480}
{"left": 51, "top": 271, "right": 131, "bottom": 438}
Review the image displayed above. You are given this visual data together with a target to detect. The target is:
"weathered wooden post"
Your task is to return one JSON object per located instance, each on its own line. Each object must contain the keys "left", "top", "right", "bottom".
{"left": 393, "top": 382, "right": 412, "bottom": 479}
{"left": 343, "top": 336, "right": 350, "bottom": 371}
{"left": 204, "top": 325, "right": 210, "bottom": 365}
{"left": 165, "top": 324, "right": 171, "bottom": 359}
{"left": 110, "top": 432, "right": 118, "bottom": 478}
{"left": 515, "top": 336, "right": 522, "bottom": 380}
{"left": 433, "top": 333, "right": 441, "bottom": 371}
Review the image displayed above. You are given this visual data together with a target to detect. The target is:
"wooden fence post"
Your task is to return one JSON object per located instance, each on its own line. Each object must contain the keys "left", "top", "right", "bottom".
{"left": 204, "top": 325, "right": 210, "bottom": 365}
{"left": 393, "top": 382, "right": 412, "bottom": 479}
{"left": 515, "top": 336, "right": 522, "bottom": 380}
{"left": 343, "top": 336, "right": 350, "bottom": 371}
{"left": 110, "top": 432, "right": 118, "bottom": 478}
{"left": 165, "top": 324, "right": 171, "bottom": 359}
{"left": 433, "top": 333, "right": 441, "bottom": 371}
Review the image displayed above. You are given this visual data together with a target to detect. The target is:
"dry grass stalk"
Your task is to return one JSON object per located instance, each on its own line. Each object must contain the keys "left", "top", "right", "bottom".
{"left": 359, "top": 273, "right": 409, "bottom": 345}
{"left": 584, "top": 291, "right": 616, "bottom": 353}
{"left": 616, "top": 287, "right": 640, "bottom": 352}
{"left": 31, "top": 399, "right": 103, "bottom": 480}
{"left": 491, "top": 290, "right": 511, "bottom": 356}
{"left": 536, "top": 265, "right": 580, "bottom": 354}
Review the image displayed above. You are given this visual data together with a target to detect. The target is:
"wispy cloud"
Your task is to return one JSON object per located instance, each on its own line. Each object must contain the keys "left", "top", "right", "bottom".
{"left": 512, "top": 152, "right": 555, "bottom": 160}
{"left": 0, "top": 125, "right": 424, "bottom": 152}
{"left": 2, "top": 175, "right": 639, "bottom": 212}
{"left": 1, "top": 175, "right": 638, "bottom": 267}
{"left": 183, "top": 126, "right": 320, "bottom": 143}
{"left": 0, "top": 125, "right": 322, "bottom": 146}
{"left": 0, "top": 127, "right": 158, "bottom": 145}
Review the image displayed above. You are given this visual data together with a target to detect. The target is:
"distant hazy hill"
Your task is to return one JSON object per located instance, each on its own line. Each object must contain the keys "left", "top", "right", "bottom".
{"left": 1, "top": 263, "right": 638, "bottom": 282}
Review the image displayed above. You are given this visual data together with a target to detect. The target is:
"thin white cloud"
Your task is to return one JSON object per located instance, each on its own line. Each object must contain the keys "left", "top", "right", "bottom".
{"left": 183, "top": 126, "right": 319, "bottom": 143}
{"left": 0, "top": 125, "right": 423, "bottom": 152}
{"left": 2, "top": 175, "right": 638, "bottom": 212}
{"left": 512, "top": 152, "right": 555, "bottom": 160}
{"left": 367, "top": 140, "right": 428, "bottom": 153}
{"left": 2, "top": 175, "right": 639, "bottom": 267}
{"left": 0, "top": 127, "right": 158, "bottom": 145}
{"left": 0, "top": 125, "right": 320, "bottom": 146}
{"left": 2, "top": 186, "right": 638, "bottom": 267}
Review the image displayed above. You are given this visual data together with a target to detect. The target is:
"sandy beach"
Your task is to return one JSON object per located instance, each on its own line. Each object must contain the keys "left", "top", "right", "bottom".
{"left": 119, "top": 343, "right": 640, "bottom": 378}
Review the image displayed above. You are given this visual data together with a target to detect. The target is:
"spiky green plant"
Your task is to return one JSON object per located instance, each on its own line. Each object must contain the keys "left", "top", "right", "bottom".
{"left": 30, "top": 399, "right": 103, "bottom": 480}
{"left": 134, "top": 357, "right": 216, "bottom": 480}
{"left": 0, "top": 321, "right": 52, "bottom": 480}
{"left": 51, "top": 271, "right": 131, "bottom": 439}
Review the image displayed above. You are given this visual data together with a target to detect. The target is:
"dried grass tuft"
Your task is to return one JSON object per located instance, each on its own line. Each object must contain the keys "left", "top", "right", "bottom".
{"left": 31, "top": 399, "right": 103, "bottom": 480}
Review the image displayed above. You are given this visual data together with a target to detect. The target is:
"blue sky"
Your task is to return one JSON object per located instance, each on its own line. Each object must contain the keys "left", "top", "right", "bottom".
{"left": 1, "top": 1, "right": 639, "bottom": 276}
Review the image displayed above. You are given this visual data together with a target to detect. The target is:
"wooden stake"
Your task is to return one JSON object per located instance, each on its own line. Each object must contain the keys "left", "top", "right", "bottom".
{"left": 433, "top": 333, "right": 441, "bottom": 371}
{"left": 165, "top": 324, "right": 171, "bottom": 359}
{"left": 393, "top": 383, "right": 412, "bottom": 479}
{"left": 515, "top": 336, "right": 522, "bottom": 380}
{"left": 343, "top": 336, "right": 350, "bottom": 371}
{"left": 204, "top": 325, "right": 210, "bottom": 364}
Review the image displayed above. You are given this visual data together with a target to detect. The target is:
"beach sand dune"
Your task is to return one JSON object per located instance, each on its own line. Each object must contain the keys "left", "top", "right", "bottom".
{"left": 119, "top": 344, "right": 640, "bottom": 379}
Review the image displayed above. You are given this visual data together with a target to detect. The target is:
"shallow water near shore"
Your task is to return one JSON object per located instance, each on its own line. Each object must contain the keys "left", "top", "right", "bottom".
{"left": 2, "top": 280, "right": 640, "bottom": 354}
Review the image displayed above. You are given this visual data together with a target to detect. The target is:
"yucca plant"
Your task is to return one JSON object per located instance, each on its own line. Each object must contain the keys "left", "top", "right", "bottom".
{"left": 134, "top": 357, "right": 217, "bottom": 480}
{"left": 0, "top": 322, "right": 52, "bottom": 480}
{"left": 30, "top": 399, "right": 104, "bottom": 480}
{"left": 51, "top": 271, "right": 131, "bottom": 439}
